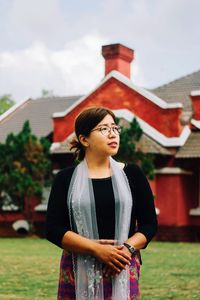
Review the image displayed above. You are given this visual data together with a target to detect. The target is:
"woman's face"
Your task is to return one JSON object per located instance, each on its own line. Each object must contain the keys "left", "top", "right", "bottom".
{"left": 81, "top": 114, "right": 120, "bottom": 157}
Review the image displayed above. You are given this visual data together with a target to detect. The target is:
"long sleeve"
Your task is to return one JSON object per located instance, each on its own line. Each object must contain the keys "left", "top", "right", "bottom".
{"left": 125, "top": 164, "right": 158, "bottom": 244}
{"left": 45, "top": 167, "right": 75, "bottom": 248}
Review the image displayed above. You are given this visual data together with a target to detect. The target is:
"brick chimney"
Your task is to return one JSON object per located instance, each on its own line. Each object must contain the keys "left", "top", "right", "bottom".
{"left": 190, "top": 90, "right": 200, "bottom": 120}
{"left": 102, "top": 43, "right": 134, "bottom": 78}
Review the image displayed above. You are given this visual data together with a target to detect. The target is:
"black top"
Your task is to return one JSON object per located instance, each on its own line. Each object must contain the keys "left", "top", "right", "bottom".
{"left": 46, "top": 164, "right": 157, "bottom": 248}
{"left": 92, "top": 177, "right": 115, "bottom": 239}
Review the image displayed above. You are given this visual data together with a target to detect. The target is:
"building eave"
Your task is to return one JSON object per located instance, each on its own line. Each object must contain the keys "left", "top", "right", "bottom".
{"left": 0, "top": 97, "right": 31, "bottom": 123}
{"left": 191, "top": 119, "right": 200, "bottom": 129}
{"left": 190, "top": 90, "right": 200, "bottom": 96}
{"left": 50, "top": 108, "right": 190, "bottom": 153}
{"left": 109, "top": 71, "right": 183, "bottom": 109}
{"left": 53, "top": 71, "right": 182, "bottom": 119}
{"left": 156, "top": 167, "right": 193, "bottom": 175}
{"left": 113, "top": 109, "right": 190, "bottom": 147}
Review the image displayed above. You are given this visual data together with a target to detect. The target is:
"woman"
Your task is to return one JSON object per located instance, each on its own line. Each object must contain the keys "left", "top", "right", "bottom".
{"left": 46, "top": 107, "right": 157, "bottom": 300}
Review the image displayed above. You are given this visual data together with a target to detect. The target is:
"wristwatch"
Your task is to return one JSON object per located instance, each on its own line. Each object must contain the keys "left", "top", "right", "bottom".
{"left": 123, "top": 243, "right": 136, "bottom": 256}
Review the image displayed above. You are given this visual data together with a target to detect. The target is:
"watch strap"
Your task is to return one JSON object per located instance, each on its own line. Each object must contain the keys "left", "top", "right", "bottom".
{"left": 123, "top": 242, "right": 136, "bottom": 256}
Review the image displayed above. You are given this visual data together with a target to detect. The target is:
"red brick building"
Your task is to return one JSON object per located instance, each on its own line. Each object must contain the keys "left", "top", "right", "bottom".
{"left": 0, "top": 43, "right": 200, "bottom": 241}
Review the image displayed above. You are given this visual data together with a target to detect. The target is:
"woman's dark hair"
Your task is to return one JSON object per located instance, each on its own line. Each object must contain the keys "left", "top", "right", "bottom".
{"left": 70, "top": 107, "right": 116, "bottom": 160}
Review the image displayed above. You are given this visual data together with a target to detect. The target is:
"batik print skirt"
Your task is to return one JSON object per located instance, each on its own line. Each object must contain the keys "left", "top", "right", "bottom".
{"left": 58, "top": 250, "right": 140, "bottom": 300}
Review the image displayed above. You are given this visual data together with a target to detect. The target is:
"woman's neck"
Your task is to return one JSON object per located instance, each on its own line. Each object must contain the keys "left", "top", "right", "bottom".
{"left": 85, "top": 154, "right": 111, "bottom": 178}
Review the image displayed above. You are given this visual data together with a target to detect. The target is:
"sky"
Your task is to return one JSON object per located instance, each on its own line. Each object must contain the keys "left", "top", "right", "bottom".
{"left": 0, "top": 0, "right": 200, "bottom": 103}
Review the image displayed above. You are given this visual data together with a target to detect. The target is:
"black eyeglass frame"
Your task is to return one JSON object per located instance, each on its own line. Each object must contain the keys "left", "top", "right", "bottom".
{"left": 90, "top": 125, "right": 122, "bottom": 136}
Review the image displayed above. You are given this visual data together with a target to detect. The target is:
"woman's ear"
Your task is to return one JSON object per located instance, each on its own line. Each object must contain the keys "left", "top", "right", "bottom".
{"left": 78, "top": 135, "right": 89, "bottom": 147}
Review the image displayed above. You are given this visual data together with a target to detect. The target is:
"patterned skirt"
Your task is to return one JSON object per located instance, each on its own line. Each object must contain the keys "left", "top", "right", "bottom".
{"left": 58, "top": 250, "right": 140, "bottom": 300}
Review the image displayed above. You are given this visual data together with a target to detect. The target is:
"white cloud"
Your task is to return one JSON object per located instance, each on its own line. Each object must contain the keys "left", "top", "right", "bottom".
{"left": 0, "top": 35, "right": 108, "bottom": 101}
{"left": 2, "top": 0, "right": 67, "bottom": 50}
{"left": 0, "top": 0, "right": 200, "bottom": 101}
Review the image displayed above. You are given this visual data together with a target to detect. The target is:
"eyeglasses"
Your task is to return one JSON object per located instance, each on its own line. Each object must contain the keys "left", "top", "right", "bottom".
{"left": 91, "top": 125, "right": 122, "bottom": 136}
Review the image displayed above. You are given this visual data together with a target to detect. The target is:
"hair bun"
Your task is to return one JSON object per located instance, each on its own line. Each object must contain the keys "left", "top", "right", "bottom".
{"left": 70, "top": 137, "right": 85, "bottom": 161}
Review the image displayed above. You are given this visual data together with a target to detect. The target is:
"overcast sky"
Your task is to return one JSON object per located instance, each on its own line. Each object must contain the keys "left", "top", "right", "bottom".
{"left": 0, "top": 0, "right": 200, "bottom": 103}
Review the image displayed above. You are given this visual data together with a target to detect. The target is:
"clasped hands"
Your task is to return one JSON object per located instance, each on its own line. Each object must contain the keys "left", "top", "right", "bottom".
{"left": 94, "top": 239, "right": 131, "bottom": 278}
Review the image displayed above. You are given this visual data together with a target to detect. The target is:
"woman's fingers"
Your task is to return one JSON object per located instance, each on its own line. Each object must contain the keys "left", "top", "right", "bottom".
{"left": 113, "top": 258, "right": 127, "bottom": 270}
{"left": 116, "top": 249, "right": 131, "bottom": 264}
{"left": 107, "top": 261, "right": 121, "bottom": 273}
{"left": 112, "top": 255, "right": 128, "bottom": 267}
{"left": 115, "top": 246, "right": 131, "bottom": 259}
{"left": 103, "top": 263, "right": 127, "bottom": 278}
{"left": 94, "top": 244, "right": 131, "bottom": 270}
{"left": 105, "top": 250, "right": 131, "bottom": 271}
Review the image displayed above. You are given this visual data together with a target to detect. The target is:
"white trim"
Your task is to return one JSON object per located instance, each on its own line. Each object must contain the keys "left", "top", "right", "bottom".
{"left": 52, "top": 169, "right": 60, "bottom": 175}
{"left": 49, "top": 142, "right": 62, "bottom": 153}
{"left": 1, "top": 204, "right": 19, "bottom": 211}
{"left": 190, "top": 90, "right": 200, "bottom": 96}
{"left": 50, "top": 132, "right": 75, "bottom": 153}
{"left": 50, "top": 142, "right": 64, "bottom": 153}
{"left": 189, "top": 207, "right": 200, "bottom": 216}
{"left": 156, "top": 167, "right": 193, "bottom": 175}
{"left": 49, "top": 142, "right": 68, "bottom": 154}
{"left": 155, "top": 208, "right": 160, "bottom": 215}
{"left": 0, "top": 98, "right": 31, "bottom": 122}
{"left": 34, "top": 204, "right": 47, "bottom": 212}
{"left": 191, "top": 119, "right": 200, "bottom": 129}
{"left": 50, "top": 141, "right": 73, "bottom": 153}
{"left": 53, "top": 71, "right": 182, "bottom": 118}
{"left": 109, "top": 71, "right": 182, "bottom": 109}
{"left": 113, "top": 109, "right": 190, "bottom": 147}
{"left": 51, "top": 108, "right": 190, "bottom": 151}
{"left": 12, "top": 220, "right": 30, "bottom": 232}
{"left": 53, "top": 93, "right": 99, "bottom": 118}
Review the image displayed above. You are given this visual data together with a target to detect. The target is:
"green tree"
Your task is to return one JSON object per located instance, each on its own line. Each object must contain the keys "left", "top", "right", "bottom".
{"left": 0, "top": 94, "right": 15, "bottom": 115}
{"left": 41, "top": 89, "right": 54, "bottom": 98}
{"left": 116, "top": 117, "right": 155, "bottom": 179}
{"left": 0, "top": 121, "right": 52, "bottom": 211}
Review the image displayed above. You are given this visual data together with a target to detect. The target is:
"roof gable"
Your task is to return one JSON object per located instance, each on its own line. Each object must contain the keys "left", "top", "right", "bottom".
{"left": 151, "top": 70, "right": 200, "bottom": 113}
{"left": 0, "top": 96, "right": 81, "bottom": 143}
{"left": 176, "top": 132, "right": 200, "bottom": 158}
{"left": 51, "top": 108, "right": 190, "bottom": 154}
{"left": 53, "top": 71, "right": 185, "bottom": 144}
{"left": 53, "top": 71, "right": 182, "bottom": 119}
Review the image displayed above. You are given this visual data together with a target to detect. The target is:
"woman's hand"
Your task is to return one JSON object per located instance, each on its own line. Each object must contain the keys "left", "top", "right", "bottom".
{"left": 103, "top": 246, "right": 131, "bottom": 277}
{"left": 93, "top": 242, "right": 131, "bottom": 274}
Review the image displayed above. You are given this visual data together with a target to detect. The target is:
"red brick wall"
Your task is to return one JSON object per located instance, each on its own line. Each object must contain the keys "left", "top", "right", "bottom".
{"left": 0, "top": 196, "right": 46, "bottom": 237}
{"left": 155, "top": 173, "right": 200, "bottom": 227}
{"left": 191, "top": 94, "right": 200, "bottom": 120}
{"left": 53, "top": 78, "right": 183, "bottom": 142}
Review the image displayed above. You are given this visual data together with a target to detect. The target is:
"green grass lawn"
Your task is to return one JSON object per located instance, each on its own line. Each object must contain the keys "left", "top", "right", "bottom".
{"left": 0, "top": 238, "right": 199, "bottom": 300}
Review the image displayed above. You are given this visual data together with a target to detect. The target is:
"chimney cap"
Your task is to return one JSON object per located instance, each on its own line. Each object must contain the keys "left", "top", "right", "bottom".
{"left": 102, "top": 43, "right": 134, "bottom": 52}
{"left": 102, "top": 43, "right": 134, "bottom": 62}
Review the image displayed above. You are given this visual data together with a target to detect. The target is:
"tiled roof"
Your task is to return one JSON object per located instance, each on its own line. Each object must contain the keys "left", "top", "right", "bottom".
{"left": 151, "top": 70, "right": 200, "bottom": 115}
{"left": 175, "top": 132, "right": 200, "bottom": 158}
{"left": 1, "top": 69, "right": 200, "bottom": 158}
{"left": 135, "top": 134, "right": 172, "bottom": 155}
{"left": 0, "top": 96, "right": 82, "bottom": 143}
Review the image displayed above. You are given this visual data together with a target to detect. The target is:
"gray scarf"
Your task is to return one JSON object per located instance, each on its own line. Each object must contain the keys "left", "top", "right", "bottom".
{"left": 67, "top": 157, "right": 133, "bottom": 299}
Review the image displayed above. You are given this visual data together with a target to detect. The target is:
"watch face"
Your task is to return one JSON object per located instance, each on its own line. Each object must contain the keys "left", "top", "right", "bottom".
{"left": 129, "top": 247, "right": 135, "bottom": 254}
{"left": 124, "top": 243, "right": 136, "bottom": 256}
